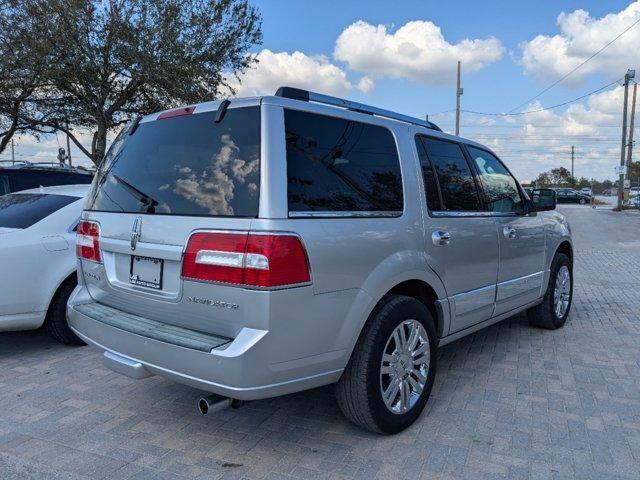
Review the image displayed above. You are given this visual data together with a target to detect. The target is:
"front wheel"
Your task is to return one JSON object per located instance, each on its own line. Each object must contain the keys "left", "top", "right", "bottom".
{"left": 527, "top": 253, "right": 573, "bottom": 329}
{"left": 335, "top": 295, "right": 438, "bottom": 434}
{"left": 579, "top": 198, "right": 587, "bottom": 205}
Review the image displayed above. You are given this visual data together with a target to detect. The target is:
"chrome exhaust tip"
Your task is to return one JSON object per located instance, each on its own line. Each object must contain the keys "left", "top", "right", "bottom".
{"left": 198, "top": 395, "right": 243, "bottom": 415}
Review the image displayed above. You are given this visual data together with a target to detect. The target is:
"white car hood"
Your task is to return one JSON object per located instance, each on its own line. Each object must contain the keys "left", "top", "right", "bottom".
{"left": 0, "top": 227, "right": 19, "bottom": 235}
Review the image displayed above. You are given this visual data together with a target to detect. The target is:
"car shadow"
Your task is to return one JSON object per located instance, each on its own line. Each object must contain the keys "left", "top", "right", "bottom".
{"left": 0, "top": 328, "right": 81, "bottom": 359}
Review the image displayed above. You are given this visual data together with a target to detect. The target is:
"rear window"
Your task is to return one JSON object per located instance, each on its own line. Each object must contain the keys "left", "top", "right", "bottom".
{"left": 0, "top": 193, "right": 78, "bottom": 229}
{"left": 11, "top": 171, "right": 93, "bottom": 192}
{"left": 284, "top": 109, "right": 403, "bottom": 215}
{"left": 87, "top": 106, "right": 260, "bottom": 217}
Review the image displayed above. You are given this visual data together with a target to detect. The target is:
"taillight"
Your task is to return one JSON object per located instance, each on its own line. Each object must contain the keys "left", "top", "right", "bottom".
{"left": 182, "top": 232, "right": 311, "bottom": 289}
{"left": 76, "top": 220, "right": 101, "bottom": 263}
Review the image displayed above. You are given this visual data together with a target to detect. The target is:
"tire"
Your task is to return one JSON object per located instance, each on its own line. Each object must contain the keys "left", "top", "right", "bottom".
{"left": 44, "top": 275, "right": 85, "bottom": 346}
{"left": 335, "top": 295, "right": 438, "bottom": 434}
{"left": 579, "top": 198, "right": 586, "bottom": 205}
{"left": 527, "top": 253, "right": 572, "bottom": 329}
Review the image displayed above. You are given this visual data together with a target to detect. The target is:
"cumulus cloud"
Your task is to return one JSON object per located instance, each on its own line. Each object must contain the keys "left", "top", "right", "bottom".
{"left": 334, "top": 20, "right": 504, "bottom": 84}
{"left": 173, "top": 134, "right": 259, "bottom": 215}
{"left": 480, "top": 85, "right": 625, "bottom": 181}
{"left": 230, "top": 49, "right": 370, "bottom": 97}
{"left": 520, "top": 2, "right": 640, "bottom": 84}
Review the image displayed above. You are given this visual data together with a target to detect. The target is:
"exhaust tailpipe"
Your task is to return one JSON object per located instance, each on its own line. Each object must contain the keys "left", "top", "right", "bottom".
{"left": 197, "top": 395, "right": 243, "bottom": 415}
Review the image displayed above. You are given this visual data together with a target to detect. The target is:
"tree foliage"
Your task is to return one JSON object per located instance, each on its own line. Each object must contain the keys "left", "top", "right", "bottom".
{"left": 532, "top": 167, "right": 573, "bottom": 188}
{"left": 0, "top": 0, "right": 262, "bottom": 164}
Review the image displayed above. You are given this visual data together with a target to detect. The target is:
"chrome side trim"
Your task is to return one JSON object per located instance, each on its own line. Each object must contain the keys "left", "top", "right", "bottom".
{"left": 289, "top": 211, "right": 402, "bottom": 218}
{"left": 496, "top": 271, "right": 545, "bottom": 303}
{"left": 439, "top": 297, "right": 543, "bottom": 347}
{"left": 450, "top": 284, "right": 496, "bottom": 317}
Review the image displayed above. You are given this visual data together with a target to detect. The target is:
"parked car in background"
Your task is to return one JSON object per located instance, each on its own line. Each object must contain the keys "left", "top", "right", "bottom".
{"left": 68, "top": 87, "right": 573, "bottom": 434}
{"left": 0, "top": 161, "right": 93, "bottom": 196}
{"left": 554, "top": 188, "right": 591, "bottom": 204}
{"left": 0, "top": 184, "right": 89, "bottom": 345}
{"left": 579, "top": 187, "right": 592, "bottom": 196}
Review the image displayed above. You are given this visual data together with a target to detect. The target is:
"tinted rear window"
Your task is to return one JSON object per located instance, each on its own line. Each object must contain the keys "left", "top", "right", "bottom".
{"left": 11, "top": 171, "right": 93, "bottom": 192}
{"left": 284, "top": 109, "right": 403, "bottom": 214}
{"left": 0, "top": 193, "right": 78, "bottom": 228}
{"left": 87, "top": 107, "right": 260, "bottom": 217}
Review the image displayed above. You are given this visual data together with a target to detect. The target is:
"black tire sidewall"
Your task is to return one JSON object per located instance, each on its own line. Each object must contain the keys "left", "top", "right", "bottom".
{"left": 365, "top": 298, "right": 437, "bottom": 434}
{"left": 546, "top": 253, "right": 573, "bottom": 328}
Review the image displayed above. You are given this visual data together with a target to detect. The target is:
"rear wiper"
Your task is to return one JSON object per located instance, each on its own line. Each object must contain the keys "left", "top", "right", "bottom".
{"left": 112, "top": 174, "right": 159, "bottom": 213}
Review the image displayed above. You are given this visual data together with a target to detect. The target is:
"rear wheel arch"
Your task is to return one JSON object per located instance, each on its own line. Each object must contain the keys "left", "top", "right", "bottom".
{"left": 386, "top": 280, "right": 443, "bottom": 337}
{"left": 45, "top": 270, "right": 77, "bottom": 318}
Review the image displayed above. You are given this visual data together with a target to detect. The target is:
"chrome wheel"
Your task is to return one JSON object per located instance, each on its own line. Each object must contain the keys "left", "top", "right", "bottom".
{"left": 554, "top": 265, "right": 571, "bottom": 318}
{"left": 380, "top": 319, "right": 430, "bottom": 414}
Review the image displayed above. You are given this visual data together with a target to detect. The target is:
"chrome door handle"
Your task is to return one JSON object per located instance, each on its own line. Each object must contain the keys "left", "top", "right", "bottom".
{"left": 503, "top": 226, "right": 517, "bottom": 239}
{"left": 432, "top": 231, "right": 451, "bottom": 246}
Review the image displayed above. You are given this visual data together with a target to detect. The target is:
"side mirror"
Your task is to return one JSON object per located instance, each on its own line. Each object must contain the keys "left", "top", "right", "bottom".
{"left": 531, "top": 188, "right": 556, "bottom": 211}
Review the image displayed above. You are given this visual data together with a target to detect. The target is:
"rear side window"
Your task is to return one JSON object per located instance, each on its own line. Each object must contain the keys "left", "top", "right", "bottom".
{"left": 0, "top": 175, "right": 9, "bottom": 195}
{"left": 0, "top": 193, "right": 78, "bottom": 229}
{"left": 415, "top": 137, "right": 442, "bottom": 211}
{"left": 88, "top": 107, "right": 260, "bottom": 217}
{"left": 419, "top": 136, "right": 481, "bottom": 211}
{"left": 284, "top": 109, "right": 403, "bottom": 215}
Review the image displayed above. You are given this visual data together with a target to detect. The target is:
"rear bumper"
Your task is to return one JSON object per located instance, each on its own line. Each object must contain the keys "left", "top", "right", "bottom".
{"left": 66, "top": 287, "right": 344, "bottom": 400}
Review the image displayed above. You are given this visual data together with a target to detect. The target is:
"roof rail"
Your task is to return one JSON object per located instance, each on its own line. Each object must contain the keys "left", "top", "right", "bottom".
{"left": 275, "top": 86, "right": 442, "bottom": 132}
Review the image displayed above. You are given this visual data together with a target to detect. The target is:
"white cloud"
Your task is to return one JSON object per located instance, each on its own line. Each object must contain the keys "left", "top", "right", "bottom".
{"left": 491, "top": 85, "right": 624, "bottom": 180}
{"left": 520, "top": 2, "right": 640, "bottom": 84}
{"left": 334, "top": 20, "right": 504, "bottom": 84}
{"left": 357, "top": 76, "right": 375, "bottom": 93}
{"left": 230, "top": 49, "right": 366, "bottom": 97}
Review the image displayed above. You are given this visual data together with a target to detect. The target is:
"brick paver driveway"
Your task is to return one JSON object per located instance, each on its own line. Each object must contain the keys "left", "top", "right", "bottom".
{"left": 1, "top": 205, "right": 639, "bottom": 480}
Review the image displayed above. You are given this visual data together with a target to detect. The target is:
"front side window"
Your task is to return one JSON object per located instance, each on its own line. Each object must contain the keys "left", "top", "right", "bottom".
{"left": 88, "top": 107, "right": 260, "bottom": 217}
{"left": 0, "top": 193, "right": 78, "bottom": 229}
{"left": 285, "top": 109, "right": 403, "bottom": 214}
{"left": 466, "top": 146, "right": 524, "bottom": 214}
{"left": 420, "top": 137, "right": 481, "bottom": 211}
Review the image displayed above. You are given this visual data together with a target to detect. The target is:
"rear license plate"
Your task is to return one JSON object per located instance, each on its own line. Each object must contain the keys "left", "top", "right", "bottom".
{"left": 130, "top": 256, "right": 163, "bottom": 289}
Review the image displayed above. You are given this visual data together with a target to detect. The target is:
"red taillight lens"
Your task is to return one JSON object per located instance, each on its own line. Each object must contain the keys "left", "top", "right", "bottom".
{"left": 76, "top": 220, "right": 101, "bottom": 263}
{"left": 181, "top": 232, "right": 311, "bottom": 289}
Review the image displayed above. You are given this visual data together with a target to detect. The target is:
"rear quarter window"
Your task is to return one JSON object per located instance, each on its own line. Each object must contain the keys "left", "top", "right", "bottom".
{"left": 0, "top": 193, "right": 78, "bottom": 229}
{"left": 284, "top": 109, "right": 403, "bottom": 215}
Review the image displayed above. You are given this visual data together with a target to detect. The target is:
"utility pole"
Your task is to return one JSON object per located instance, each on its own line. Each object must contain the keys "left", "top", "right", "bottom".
{"left": 11, "top": 139, "right": 14, "bottom": 164}
{"left": 626, "top": 82, "right": 637, "bottom": 188}
{"left": 618, "top": 69, "right": 635, "bottom": 210}
{"left": 455, "top": 61, "right": 463, "bottom": 136}
{"left": 65, "top": 121, "right": 72, "bottom": 166}
{"left": 571, "top": 146, "right": 575, "bottom": 184}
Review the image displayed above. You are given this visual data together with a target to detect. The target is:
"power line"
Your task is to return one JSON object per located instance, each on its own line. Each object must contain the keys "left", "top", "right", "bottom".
{"left": 506, "top": 16, "right": 640, "bottom": 113}
{"left": 462, "top": 80, "right": 621, "bottom": 117}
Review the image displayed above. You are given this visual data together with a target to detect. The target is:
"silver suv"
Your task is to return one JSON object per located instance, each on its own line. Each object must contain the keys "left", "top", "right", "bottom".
{"left": 68, "top": 88, "right": 573, "bottom": 434}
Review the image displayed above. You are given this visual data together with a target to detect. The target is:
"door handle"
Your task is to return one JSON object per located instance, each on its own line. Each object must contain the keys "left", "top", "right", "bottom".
{"left": 503, "top": 226, "right": 517, "bottom": 239}
{"left": 431, "top": 231, "right": 451, "bottom": 246}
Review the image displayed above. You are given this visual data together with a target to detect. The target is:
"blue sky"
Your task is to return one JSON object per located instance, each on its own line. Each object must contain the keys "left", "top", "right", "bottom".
{"left": 252, "top": 0, "right": 627, "bottom": 114}
{"left": 4, "top": 0, "right": 640, "bottom": 181}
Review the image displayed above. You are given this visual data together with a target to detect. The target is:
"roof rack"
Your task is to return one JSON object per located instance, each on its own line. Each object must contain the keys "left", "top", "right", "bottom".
{"left": 275, "top": 86, "right": 442, "bottom": 132}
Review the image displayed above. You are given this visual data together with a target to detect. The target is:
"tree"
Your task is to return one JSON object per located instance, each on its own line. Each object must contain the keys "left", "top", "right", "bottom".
{"left": 0, "top": 2, "right": 58, "bottom": 155}
{"left": 4, "top": 0, "right": 262, "bottom": 165}
{"left": 533, "top": 167, "right": 573, "bottom": 188}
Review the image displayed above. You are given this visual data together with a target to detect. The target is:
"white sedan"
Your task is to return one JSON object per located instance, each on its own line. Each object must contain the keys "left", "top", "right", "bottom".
{"left": 0, "top": 184, "right": 89, "bottom": 344}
